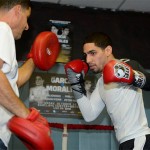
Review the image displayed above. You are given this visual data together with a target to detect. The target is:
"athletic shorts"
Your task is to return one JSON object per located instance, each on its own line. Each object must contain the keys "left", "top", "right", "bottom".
{"left": 0, "top": 139, "right": 7, "bottom": 150}
{"left": 119, "top": 134, "right": 150, "bottom": 150}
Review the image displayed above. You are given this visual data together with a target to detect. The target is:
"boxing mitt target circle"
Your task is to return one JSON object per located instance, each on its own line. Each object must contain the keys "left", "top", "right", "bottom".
{"left": 30, "top": 31, "right": 60, "bottom": 71}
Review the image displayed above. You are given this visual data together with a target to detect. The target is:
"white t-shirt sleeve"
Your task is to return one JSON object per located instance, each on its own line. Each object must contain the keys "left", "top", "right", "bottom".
{"left": 0, "top": 22, "right": 16, "bottom": 70}
{"left": 77, "top": 81, "right": 105, "bottom": 122}
{"left": 0, "top": 22, "right": 18, "bottom": 95}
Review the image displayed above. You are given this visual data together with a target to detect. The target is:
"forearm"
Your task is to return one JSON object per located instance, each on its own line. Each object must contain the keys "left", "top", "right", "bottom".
{"left": 0, "top": 70, "right": 29, "bottom": 118}
{"left": 17, "top": 58, "right": 35, "bottom": 87}
{"left": 77, "top": 89, "right": 105, "bottom": 122}
{"left": 125, "top": 59, "right": 150, "bottom": 90}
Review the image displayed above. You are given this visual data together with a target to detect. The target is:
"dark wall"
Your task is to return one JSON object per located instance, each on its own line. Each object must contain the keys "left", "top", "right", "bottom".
{"left": 16, "top": 2, "right": 150, "bottom": 68}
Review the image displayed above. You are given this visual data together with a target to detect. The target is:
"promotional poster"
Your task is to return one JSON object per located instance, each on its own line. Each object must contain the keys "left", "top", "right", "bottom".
{"left": 29, "top": 72, "right": 96, "bottom": 118}
{"left": 48, "top": 20, "right": 72, "bottom": 63}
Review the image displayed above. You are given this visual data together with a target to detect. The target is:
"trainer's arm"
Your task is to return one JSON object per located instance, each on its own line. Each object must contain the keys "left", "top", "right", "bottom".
{"left": 17, "top": 58, "right": 35, "bottom": 88}
{"left": 0, "top": 59, "right": 29, "bottom": 118}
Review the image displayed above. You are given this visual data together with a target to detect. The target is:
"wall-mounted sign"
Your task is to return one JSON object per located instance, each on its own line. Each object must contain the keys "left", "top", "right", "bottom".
{"left": 29, "top": 72, "right": 96, "bottom": 118}
{"left": 48, "top": 20, "right": 73, "bottom": 63}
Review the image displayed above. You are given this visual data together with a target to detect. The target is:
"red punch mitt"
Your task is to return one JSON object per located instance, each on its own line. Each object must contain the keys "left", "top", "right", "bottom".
{"left": 27, "top": 31, "right": 60, "bottom": 71}
{"left": 7, "top": 108, "right": 54, "bottom": 150}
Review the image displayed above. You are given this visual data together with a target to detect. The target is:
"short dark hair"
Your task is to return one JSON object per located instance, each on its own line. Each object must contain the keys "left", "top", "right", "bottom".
{"left": 0, "top": 0, "right": 30, "bottom": 9}
{"left": 83, "top": 32, "right": 112, "bottom": 49}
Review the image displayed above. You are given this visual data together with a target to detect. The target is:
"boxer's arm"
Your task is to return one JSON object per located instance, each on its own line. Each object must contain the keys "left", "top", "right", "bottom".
{"left": 77, "top": 83, "right": 105, "bottom": 122}
{"left": 17, "top": 58, "right": 35, "bottom": 88}
{"left": 65, "top": 60, "right": 105, "bottom": 122}
{"left": 103, "top": 59, "right": 148, "bottom": 89}
{"left": 125, "top": 59, "right": 150, "bottom": 90}
{"left": 0, "top": 59, "right": 29, "bottom": 118}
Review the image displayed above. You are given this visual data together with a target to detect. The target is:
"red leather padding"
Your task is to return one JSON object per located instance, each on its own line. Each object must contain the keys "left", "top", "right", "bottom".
{"left": 7, "top": 116, "right": 54, "bottom": 150}
{"left": 29, "top": 31, "right": 60, "bottom": 71}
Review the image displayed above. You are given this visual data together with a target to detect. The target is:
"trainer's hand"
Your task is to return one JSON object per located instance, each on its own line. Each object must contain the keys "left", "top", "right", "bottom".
{"left": 27, "top": 31, "right": 60, "bottom": 71}
{"left": 7, "top": 108, "right": 54, "bottom": 150}
{"left": 26, "top": 107, "right": 50, "bottom": 135}
{"left": 103, "top": 60, "right": 146, "bottom": 88}
{"left": 65, "top": 59, "right": 88, "bottom": 99}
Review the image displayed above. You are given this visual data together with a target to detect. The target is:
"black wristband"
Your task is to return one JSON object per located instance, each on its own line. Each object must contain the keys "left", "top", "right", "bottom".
{"left": 133, "top": 71, "right": 146, "bottom": 88}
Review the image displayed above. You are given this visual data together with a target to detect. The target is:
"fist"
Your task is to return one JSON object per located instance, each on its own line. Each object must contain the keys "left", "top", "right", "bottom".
{"left": 65, "top": 59, "right": 88, "bottom": 75}
{"left": 103, "top": 60, "right": 134, "bottom": 84}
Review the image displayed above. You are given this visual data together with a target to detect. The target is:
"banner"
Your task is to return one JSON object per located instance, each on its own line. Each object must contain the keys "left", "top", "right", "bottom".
{"left": 29, "top": 72, "right": 96, "bottom": 118}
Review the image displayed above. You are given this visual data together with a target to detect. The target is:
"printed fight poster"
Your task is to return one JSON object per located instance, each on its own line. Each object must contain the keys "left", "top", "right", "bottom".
{"left": 48, "top": 20, "right": 72, "bottom": 63}
{"left": 29, "top": 72, "right": 96, "bottom": 118}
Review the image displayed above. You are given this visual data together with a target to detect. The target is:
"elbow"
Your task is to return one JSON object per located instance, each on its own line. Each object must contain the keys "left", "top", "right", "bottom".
{"left": 83, "top": 116, "right": 96, "bottom": 122}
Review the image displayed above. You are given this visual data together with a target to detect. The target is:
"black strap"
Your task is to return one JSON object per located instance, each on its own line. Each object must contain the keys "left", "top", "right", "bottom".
{"left": 121, "top": 59, "right": 150, "bottom": 91}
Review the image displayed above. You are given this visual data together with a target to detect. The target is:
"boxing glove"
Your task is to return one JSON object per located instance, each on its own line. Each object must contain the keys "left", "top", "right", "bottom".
{"left": 65, "top": 59, "right": 89, "bottom": 99}
{"left": 103, "top": 60, "right": 146, "bottom": 88}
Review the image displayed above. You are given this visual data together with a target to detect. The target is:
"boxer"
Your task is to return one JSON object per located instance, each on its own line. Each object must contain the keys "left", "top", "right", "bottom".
{"left": 65, "top": 32, "right": 150, "bottom": 149}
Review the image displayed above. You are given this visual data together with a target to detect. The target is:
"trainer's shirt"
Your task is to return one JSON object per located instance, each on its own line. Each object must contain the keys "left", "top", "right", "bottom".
{"left": 77, "top": 74, "right": 150, "bottom": 143}
{"left": 0, "top": 22, "right": 19, "bottom": 147}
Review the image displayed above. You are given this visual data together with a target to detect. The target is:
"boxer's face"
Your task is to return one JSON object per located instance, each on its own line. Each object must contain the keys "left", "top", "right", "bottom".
{"left": 83, "top": 43, "right": 111, "bottom": 73}
{"left": 85, "top": 80, "right": 92, "bottom": 91}
{"left": 12, "top": 5, "right": 31, "bottom": 40}
{"left": 35, "top": 76, "right": 44, "bottom": 86}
